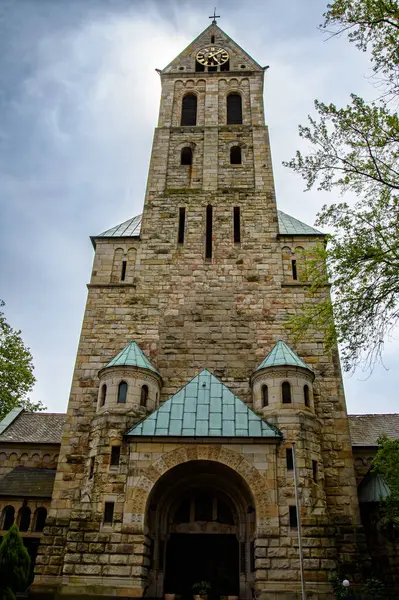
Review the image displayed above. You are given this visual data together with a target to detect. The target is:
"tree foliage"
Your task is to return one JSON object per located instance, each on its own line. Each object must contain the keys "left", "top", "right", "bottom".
{"left": 0, "top": 300, "right": 45, "bottom": 420}
{"left": 323, "top": 0, "right": 399, "bottom": 99}
{"left": 372, "top": 435, "right": 399, "bottom": 529}
{"left": 284, "top": 0, "right": 399, "bottom": 371}
{"left": 0, "top": 524, "right": 31, "bottom": 600}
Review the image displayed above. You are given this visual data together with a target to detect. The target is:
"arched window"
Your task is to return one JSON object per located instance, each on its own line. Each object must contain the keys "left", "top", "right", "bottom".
{"left": 117, "top": 381, "right": 128, "bottom": 404}
{"left": 1, "top": 505, "right": 15, "bottom": 530}
{"left": 18, "top": 506, "right": 31, "bottom": 532}
{"left": 282, "top": 381, "right": 292, "bottom": 404}
{"left": 304, "top": 385, "right": 310, "bottom": 407}
{"left": 140, "top": 384, "right": 149, "bottom": 407}
{"left": 181, "top": 146, "right": 193, "bottom": 165}
{"left": 230, "top": 146, "right": 242, "bottom": 164}
{"left": 261, "top": 385, "right": 268, "bottom": 407}
{"left": 227, "top": 93, "right": 242, "bottom": 124}
{"left": 34, "top": 507, "right": 47, "bottom": 532}
{"left": 100, "top": 384, "right": 107, "bottom": 407}
{"left": 181, "top": 94, "right": 197, "bottom": 126}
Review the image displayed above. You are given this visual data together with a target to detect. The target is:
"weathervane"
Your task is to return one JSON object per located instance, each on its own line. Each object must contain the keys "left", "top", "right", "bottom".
{"left": 209, "top": 7, "right": 220, "bottom": 24}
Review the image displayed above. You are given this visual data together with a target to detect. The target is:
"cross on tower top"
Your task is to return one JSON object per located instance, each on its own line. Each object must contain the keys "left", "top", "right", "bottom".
{"left": 209, "top": 7, "right": 220, "bottom": 24}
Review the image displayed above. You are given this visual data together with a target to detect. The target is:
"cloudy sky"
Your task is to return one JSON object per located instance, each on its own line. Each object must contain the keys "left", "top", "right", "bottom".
{"left": 1, "top": 0, "right": 397, "bottom": 415}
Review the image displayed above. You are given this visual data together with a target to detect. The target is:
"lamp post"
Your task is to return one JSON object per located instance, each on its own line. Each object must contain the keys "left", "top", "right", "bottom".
{"left": 292, "top": 442, "right": 306, "bottom": 600}
{"left": 342, "top": 580, "right": 350, "bottom": 596}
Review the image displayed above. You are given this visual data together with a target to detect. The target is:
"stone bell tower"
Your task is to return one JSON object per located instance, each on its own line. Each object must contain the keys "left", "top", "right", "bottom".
{"left": 32, "top": 20, "right": 364, "bottom": 600}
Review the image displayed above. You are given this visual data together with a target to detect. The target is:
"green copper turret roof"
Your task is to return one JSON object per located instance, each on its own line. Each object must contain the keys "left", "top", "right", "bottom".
{"left": 358, "top": 472, "right": 390, "bottom": 503}
{"left": 104, "top": 341, "right": 160, "bottom": 374}
{"left": 127, "top": 369, "right": 281, "bottom": 438}
{"left": 256, "top": 340, "right": 313, "bottom": 372}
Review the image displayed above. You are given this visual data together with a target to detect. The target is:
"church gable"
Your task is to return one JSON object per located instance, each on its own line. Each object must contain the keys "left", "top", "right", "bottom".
{"left": 162, "top": 24, "right": 264, "bottom": 74}
{"left": 127, "top": 369, "right": 280, "bottom": 438}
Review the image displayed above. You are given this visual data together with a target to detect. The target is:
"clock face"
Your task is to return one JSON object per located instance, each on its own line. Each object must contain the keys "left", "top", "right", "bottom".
{"left": 196, "top": 47, "right": 229, "bottom": 67}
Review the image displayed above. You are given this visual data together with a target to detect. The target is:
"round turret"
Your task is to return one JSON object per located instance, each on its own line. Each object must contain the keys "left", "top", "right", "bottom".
{"left": 251, "top": 340, "right": 315, "bottom": 414}
{"left": 96, "top": 341, "right": 162, "bottom": 413}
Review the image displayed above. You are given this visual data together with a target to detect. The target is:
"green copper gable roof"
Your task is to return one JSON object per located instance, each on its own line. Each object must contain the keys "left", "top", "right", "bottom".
{"left": 256, "top": 340, "right": 313, "bottom": 372}
{"left": 98, "top": 214, "right": 141, "bottom": 238}
{"left": 93, "top": 211, "right": 323, "bottom": 244}
{"left": 104, "top": 341, "right": 159, "bottom": 374}
{"left": 277, "top": 211, "right": 323, "bottom": 236}
{"left": 358, "top": 472, "right": 390, "bottom": 503}
{"left": 127, "top": 369, "right": 281, "bottom": 438}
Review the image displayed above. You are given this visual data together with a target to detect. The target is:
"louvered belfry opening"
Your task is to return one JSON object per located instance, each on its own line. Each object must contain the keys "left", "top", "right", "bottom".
{"left": 181, "top": 94, "right": 197, "bottom": 126}
{"left": 227, "top": 93, "right": 242, "bottom": 124}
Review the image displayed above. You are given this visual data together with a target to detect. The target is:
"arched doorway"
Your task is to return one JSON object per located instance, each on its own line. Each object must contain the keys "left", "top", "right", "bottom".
{"left": 145, "top": 460, "right": 256, "bottom": 600}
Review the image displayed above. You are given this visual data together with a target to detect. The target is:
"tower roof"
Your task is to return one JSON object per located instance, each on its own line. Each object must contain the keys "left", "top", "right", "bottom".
{"left": 92, "top": 211, "right": 323, "bottom": 246}
{"left": 104, "top": 341, "right": 159, "bottom": 374}
{"left": 161, "top": 23, "right": 263, "bottom": 74}
{"left": 127, "top": 369, "right": 281, "bottom": 439}
{"left": 256, "top": 340, "right": 313, "bottom": 372}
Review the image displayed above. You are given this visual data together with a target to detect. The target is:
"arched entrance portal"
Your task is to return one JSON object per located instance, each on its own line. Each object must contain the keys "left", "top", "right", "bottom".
{"left": 146, "top": 460, "right": 256, "bottom": 600}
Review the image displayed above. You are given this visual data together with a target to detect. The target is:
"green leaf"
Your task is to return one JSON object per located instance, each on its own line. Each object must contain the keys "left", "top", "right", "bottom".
{"left": 0, "top": 300, "right": 45, "bottom": 420}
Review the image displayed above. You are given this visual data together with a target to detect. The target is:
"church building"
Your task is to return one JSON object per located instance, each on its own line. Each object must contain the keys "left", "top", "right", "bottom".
{"left": 1, "top": 19, "right": 399, "bottom": 600}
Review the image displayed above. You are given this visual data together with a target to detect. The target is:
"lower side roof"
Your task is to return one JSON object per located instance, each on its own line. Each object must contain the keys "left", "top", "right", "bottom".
{"left": 0, "top": 467, "right": 56, "bottom": 498}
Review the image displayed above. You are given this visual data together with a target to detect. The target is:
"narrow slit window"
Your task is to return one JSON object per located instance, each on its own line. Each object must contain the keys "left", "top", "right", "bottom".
{"left": 195, "top": 61, "right": 205, "bottom": 72}
{"left": 304, "top": 385, "right": 310, "bottom": 407}
{"left": 233, "top": 207, "right": 241, "bottom": 244}
{"left": 312, "top": 460, "right": 318, "bottom": 483}
{"left": 89, "top": 457, "right": 95, "bottom": 479}
{"left": 291, "top": 259, "right": 297, "bottom": 280}
{"left": 286, "top": 448, "right": 294, "bottom": 471}
{"left": 230, "top": 146, "right": 242, "bottom": 164}
{"left": 181, "top": 147, "right": 192, "bottom": 165}
{"left": 100, "top": 384, "right": 107, "bottom": 407}
{"left": 289, "top": 505, "right": 298, "bottom": 529}
{"left": 178, "top": 207, "right": 186, "bottom": 245}
{"left": 140, "top": 384, "right": 149, "bottom": 407}
{"left": 111, "top": 446, "right": 121, "bottom": 467}
{"left": 211, "top": 35, "right": 215, "bottom": 43}
{"left": 117, "top": 381, "right": 128, "bottom": 404}
{"left": 261, "top": 384, "right": 268, "bottom": 407}
{"left": 227, "top": 93, "right": 242, "bottom": 124}
{"left": 205, "top": 205, "right": 213, "bottom": 260}
{"left": 103, "top": 502, "right": 114, "bottom": 524}
{"left": 282, "top": 381, "right": 292, "bottom": 404}
{"left": 181, "top": 94, "right": 197, "bottom": 126}
{"left": 121, "top": 260, "right": 127, "bottom": 281}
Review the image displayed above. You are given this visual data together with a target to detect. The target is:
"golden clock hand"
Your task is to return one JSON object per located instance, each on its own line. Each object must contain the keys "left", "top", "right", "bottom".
{"left": 208, "top": 48, "right": 224, "bottom": 59}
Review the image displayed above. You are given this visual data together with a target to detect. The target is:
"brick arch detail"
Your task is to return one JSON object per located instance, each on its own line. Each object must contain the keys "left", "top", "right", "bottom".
{"left": 128, "top": 444, "right": 274, "bottom": 532}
